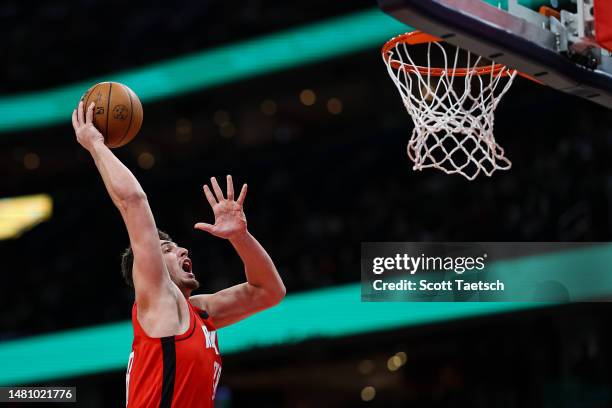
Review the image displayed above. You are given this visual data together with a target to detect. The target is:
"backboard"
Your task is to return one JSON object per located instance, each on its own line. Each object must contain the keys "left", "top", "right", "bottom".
{"left": 378, "top": 0, "right": 612, "bottom": 109}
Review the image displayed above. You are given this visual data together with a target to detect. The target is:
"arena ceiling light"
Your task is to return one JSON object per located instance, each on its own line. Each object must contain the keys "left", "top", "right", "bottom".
{"left": 0, "top": 194, "right": 52, "bottom": 240}
{"left": 0, "top": 9, "right": 408, "bottom": 133}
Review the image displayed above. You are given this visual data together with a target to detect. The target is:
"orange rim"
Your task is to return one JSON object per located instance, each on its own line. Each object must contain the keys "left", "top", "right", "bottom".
{"left": 382, "top": 31, "right": 515, "bottom": 77}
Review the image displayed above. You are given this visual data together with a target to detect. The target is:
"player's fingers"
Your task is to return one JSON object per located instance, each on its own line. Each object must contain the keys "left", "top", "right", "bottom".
{"left": 77, "top": 101, "right": 85, "bottom": 126}
{"left": 226, "top": 175, "right": 234, "bottom": 201}
{"left": 194, "top": 222, "right": 215, "bottom": 233}
{"left": 211, "top": 177, "right": 225, "bottom": 201}
{"left": 203, "top": 185, "right": 217, "bottom": 207}
{"left": 71, "top": 109, "right": 79, "bottom": 131}
{"left": 236, "top": 184, "right": 248, "bottom": 206}
{"left": 86, "top": 102, "right": 95, "bottom": 124}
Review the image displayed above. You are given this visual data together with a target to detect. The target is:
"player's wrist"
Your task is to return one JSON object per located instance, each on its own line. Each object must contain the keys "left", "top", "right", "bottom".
{"left": 228, "top": 229, "right": 250, "bottom": 244}
{"left": 88, "top": 139, "right": 107, "bottom": 154}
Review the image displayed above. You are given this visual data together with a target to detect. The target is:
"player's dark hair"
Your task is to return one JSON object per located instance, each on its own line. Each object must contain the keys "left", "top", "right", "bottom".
{"left": 120, "top": 229, "right": 172, "bottom": 288}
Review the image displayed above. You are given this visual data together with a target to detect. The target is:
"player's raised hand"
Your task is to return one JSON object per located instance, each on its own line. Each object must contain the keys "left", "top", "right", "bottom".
{"left": 195, "top": 175, "right": 248, "bottom": 240}
{"left": 72, "top": 101, "right": 104, "bottom": 152}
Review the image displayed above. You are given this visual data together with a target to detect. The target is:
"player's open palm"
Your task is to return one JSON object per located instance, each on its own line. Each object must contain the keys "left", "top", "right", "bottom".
{"left": 195, "top": 175, "right": 248, "bottom": 240}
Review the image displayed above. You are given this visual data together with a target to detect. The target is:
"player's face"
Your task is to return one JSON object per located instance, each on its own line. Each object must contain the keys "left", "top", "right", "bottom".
{"left": 160, "top": 240, "right": 199, "bottom": 291}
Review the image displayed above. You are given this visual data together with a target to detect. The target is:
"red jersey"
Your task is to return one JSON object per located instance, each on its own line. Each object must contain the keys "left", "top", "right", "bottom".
{"left": 125, "top": 301, "right": 222, "bottom": 408}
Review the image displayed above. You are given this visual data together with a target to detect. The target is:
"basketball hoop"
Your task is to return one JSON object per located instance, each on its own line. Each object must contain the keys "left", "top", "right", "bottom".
{"left": 382, "top": 31, "right": 518, "bottom": 180}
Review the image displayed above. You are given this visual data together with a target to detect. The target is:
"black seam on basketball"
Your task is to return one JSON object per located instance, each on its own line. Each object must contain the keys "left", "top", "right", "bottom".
{"left": 106, "top": 82, "right": 112, "bottom": 146}
{"left": 117, "top": 85, "right": 134, "bottom": 147}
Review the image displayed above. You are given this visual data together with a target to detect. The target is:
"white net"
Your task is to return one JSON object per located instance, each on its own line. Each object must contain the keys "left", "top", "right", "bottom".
{"left": 383, "top": 33, "right": 517, "bottom": 180}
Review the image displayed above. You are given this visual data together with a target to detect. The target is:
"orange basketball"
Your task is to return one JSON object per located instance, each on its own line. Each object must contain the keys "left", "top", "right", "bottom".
{"left": 80, "top": 82, "right": 143, "bottom": 148}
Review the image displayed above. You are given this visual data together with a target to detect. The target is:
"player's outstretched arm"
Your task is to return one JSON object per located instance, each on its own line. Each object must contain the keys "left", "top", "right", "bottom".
{"left": 72, "top": 101, "right": 172, "bottom": 307}
{"left": 190, "top": 176, "right": 286, "bottom": 328}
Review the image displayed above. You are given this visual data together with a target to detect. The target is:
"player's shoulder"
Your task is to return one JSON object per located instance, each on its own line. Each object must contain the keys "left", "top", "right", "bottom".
{"left": 133, "top": 294, "right": 193, "bottom": 338}
{"left": 189, "top": 296, "right": 212, "bottom": 321}
{"left": 189, "top": 294, "right": 211, "bottom": 311}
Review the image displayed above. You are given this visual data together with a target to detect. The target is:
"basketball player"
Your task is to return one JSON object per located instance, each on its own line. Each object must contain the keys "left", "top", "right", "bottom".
{"left": 71, "top": 101, "right": 286, "bottom": 407}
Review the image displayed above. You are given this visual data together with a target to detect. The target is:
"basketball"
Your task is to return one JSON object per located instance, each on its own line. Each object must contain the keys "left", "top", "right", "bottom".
{"left": 80, "top": 82, "right": 143, "bottom": 148}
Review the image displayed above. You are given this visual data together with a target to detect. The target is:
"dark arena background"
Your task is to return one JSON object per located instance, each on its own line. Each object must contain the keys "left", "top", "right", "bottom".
{"left": 2, "top": 1, "right": 612, "bottom": 407}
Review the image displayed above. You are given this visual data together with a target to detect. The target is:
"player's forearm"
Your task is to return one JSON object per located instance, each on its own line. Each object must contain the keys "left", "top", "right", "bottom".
{"left": 229, "top": 231, "right": 285, "bottom": 302}
{"left": 89, "top": 140, "right": 146, "bottom": 208}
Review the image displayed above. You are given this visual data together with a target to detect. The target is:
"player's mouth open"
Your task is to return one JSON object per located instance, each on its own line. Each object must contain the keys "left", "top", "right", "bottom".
{"left": 181, "top": 258, "right": 192, "bottom": 273}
